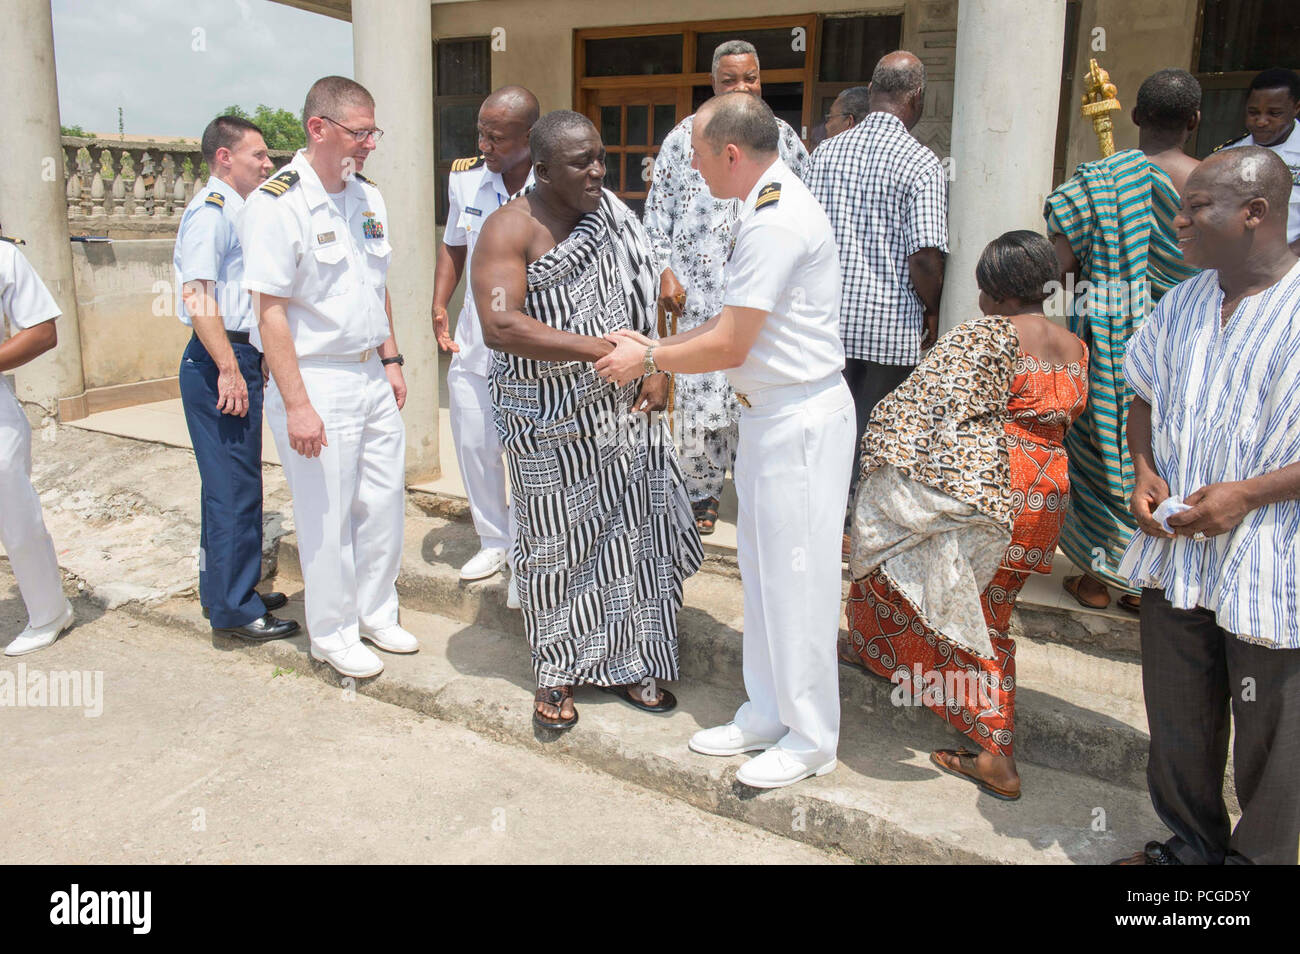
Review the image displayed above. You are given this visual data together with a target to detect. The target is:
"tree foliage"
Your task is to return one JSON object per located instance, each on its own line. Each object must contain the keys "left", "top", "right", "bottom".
{"left": 221, "top": 104, "right": 305, "bottom": 151}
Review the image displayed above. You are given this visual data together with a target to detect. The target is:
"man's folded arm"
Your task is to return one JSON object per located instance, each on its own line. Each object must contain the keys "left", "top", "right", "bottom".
{"left": 472, "top": 211, "right": 614, "bottom": 363}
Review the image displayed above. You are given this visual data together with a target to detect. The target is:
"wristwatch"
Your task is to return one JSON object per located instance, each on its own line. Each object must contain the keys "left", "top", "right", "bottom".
{"left": 642, "top": 344, "right": 658, "bottom": 375}
{"left": 381, "top": 353, "right": 405, "bottom": 367}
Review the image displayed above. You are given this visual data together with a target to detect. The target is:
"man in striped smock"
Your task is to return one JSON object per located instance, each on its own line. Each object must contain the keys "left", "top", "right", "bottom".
{"left": 471, "top": 110, "right": 703, "bottom": 731}
{"left": 1045, "top": 68, "right": 1202, "bottom": 614}
{"left": 1115, "top": 146, "right": 1300, "bottom": 865}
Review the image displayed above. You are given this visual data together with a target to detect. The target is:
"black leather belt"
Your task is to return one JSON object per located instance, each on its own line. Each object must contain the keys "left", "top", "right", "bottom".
{"left": 226, "top": 330, "right": 251, "bottom": 345}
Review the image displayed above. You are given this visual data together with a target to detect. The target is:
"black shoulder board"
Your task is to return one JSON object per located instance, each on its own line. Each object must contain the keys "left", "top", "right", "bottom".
{"left": 354, "top": 171, "right": 376, "bottom": 186}
{"left": 755, "top": 181, "right": 782, "bottom": 211}
{"left": 1212, "top": 133, "right": 1248, "bottom": 153}
{"left": 0, "top": 235, "right": 24, "bottom": 245}
{"left": 258, "top": 168, "right": 300, "bottom": 197}
{"left": 204, "top": 191, "right": 225, "bottom": 208}
{"left": 450, "top": 155, "right": 486, "bottom": 173}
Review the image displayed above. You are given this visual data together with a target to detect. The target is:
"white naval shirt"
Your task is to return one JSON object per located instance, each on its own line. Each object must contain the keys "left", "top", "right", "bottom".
{"left": 721, "top": 157, "right": 845, "bottom": 394}
{"left": 443, "top": 158, "right": 535, "bottom": 377}
{"left": 1, "top": 239, "right": 61, "bottom": 338}
{"left": 238, "top": 150, "right": 392, "bottom": 358}
{"left": 1223, "top": 119, "right": 1300, "bottom": 245}
{"left": 173, "top": 175, "right": 257, "bottom": 340}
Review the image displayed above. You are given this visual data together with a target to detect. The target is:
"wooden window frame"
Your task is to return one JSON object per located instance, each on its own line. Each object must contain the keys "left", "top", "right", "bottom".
{"left": 574, "top": 14, "right": 821, "bottom": 145}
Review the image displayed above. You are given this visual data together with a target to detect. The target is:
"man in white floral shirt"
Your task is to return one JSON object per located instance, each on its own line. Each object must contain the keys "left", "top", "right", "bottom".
{"left": 643, "top": 39, "right": 808, "bottom": 534}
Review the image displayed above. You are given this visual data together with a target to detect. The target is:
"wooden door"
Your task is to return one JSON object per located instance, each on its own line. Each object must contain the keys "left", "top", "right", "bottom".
{"left": 585, "top": 87, "right": 688, "bottom": 216}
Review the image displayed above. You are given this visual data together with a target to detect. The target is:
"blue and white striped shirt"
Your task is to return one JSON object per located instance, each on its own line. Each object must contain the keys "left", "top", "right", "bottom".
{"left": 1120, "top": 260, "right": 1300, "bottom": 649}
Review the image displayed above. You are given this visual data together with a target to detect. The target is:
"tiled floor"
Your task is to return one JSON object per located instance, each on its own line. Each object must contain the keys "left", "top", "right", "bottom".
{"left": 63, "top": 354, "right": 1128, "bottom": 622}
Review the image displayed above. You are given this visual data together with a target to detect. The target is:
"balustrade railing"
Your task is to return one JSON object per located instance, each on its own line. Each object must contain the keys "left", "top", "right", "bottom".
{"left": 61, "top": 136, "right": 293, "bottom": 234}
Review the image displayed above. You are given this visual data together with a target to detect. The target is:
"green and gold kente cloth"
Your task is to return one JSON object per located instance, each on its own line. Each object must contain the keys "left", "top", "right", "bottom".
{"left": 1044, "top": 149, "right": 1198, "bottom": 593}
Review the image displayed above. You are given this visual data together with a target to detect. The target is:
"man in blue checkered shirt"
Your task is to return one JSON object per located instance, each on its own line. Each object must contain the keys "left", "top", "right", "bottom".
{"left": 806, "top": 51, "right": 948, "bottom": 526}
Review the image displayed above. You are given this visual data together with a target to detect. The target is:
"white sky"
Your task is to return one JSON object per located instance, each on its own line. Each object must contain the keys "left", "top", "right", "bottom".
{"left": 52, "top": 0, "right": 354, "bottom": 138}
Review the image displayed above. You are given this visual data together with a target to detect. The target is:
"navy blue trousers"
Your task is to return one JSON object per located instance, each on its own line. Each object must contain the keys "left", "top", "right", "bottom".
{"left": 179, "top": 334, "right": 267, "bottom": 629}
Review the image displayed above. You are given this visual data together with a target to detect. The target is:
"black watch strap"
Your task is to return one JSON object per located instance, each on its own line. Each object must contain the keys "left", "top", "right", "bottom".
{"left": 381, "top": 353, "right": 404, "bottom": 366}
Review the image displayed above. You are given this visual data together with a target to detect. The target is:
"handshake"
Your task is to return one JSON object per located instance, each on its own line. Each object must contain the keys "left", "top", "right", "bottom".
{"left": 595, "top": 328, "right": 657, "bottom": 388}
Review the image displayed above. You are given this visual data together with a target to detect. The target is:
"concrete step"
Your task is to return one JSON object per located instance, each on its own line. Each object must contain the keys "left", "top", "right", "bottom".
{"left": 133, "top": 592, "right": 1164, "bottom": 864}
{"left": 277, "top": 506, "right": 1173, "bottom": 793}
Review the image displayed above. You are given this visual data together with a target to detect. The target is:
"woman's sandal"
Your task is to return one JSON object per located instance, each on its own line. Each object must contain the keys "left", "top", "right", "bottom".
{"left": 599, "top": 683, "right": 677, "bottom": 713}
{"left": 533, "top": 685, "right": 578, "bottom": 731}
{"left": 693, "top": 497, "right": 720, "bottom": 536}
{"left": 930, "top": 749, "right": 1021, "bottom": 801}
{"left": 1063, "top": 574, "right": 1111, "bottom": 610}
{"left": 836, "top": 639, "right": 867, "bottom": 671}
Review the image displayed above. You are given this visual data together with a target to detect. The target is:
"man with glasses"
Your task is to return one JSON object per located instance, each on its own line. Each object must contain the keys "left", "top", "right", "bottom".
{"left": 239, "top": 75, "right": 417, "bottom": 679}
{"left": 821, "top": 86, "right": 869, "bottom": 141}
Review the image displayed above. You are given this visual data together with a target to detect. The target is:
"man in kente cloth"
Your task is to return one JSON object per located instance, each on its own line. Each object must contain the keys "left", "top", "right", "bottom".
{"left": 471, "top": 110, "right": 704, "bottom": 731}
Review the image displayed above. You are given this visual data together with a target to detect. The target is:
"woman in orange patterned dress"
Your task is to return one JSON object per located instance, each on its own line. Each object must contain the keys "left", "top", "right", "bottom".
{"left": 841, "top": 231, "right": 1087, "bottom": 801}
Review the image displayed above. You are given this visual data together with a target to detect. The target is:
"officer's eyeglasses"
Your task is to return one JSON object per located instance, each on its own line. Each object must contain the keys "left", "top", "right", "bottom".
{"left": 322, "top": 116, "right": 384, "bottom": 144}
{"left": 824, "top": 111, "right": 853, "bottom": 124}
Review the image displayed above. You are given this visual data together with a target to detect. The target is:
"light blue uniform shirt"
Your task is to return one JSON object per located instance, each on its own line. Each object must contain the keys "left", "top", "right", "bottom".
{"left": 173, "top": 175, "right": 257, "bottom": 340}
{"left": 1120, "top": 260, "right": 1300, "bottom": 649}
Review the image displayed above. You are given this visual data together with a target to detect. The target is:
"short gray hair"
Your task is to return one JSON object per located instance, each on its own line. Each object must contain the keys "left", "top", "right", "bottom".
{"left": 871, "top": 56, "right": 925, "bottom": 97}
{"left": 697, "top": 92, "right": 778, "bottom": 156}
{"left": 711, "top": 40, "right": 759, "bottom": 77}
{"left": 530, "top": 109, "right": 597, "bottom": 164}
{"left": 302, "top": 75, "right": 374, "bottom": 136}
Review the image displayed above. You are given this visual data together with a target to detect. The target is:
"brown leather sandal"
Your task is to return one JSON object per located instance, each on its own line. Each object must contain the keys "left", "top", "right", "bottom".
{"left": 1118, "top": 593, "right": 1141, "bottom": 614}
{"left": 693, "top": 497, "right": 720, "bottom": 536}
{"left": 930, "top": 748, "right": 1021, "bottom": 801}
{"left": 533, "top": 685, "right": 578, "bottom": 731}
{"left": 1063, "top": 574, "right": 1111, "bottom": 609}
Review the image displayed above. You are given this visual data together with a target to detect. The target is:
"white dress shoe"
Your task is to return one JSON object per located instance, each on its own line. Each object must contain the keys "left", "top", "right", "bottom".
{"left": 360, "top": 623, "right": 419, "bottom": 654}
{"left": 5, "top": 601, "right": 75, "bottom": 657}
{"left": 735, "top": 749, "right": 837, "bottom": 789}
{"left": 688, "top": 722, "right": 779, "bottom": 757}
{"left": 310, "top": 641, "right": 384, "bottom": 678}
{"left": 460, "top": 547, "right": 506, "bottom": 581}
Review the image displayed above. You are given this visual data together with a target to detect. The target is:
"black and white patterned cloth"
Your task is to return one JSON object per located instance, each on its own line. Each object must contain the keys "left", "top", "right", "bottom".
{"left": 490, "top": 190, "right": 704, "bottom": 688}
{"left": 805, "top": 111, "right": 949, "bottom": 366}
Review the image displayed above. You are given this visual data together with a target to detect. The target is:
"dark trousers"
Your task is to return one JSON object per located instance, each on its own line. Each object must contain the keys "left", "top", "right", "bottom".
{"left": 1140, "top": 587, "right": 1300, "bottom": 864}
{"left": 842, "top": 358, "right": 914, "bottom": 513}
{"left": 179, "top": 335, "right": 267, "bottom": 629}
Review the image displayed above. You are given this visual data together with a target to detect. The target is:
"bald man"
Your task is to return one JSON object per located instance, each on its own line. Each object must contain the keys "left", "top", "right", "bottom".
{"left": 432, "top": 85, "right": 540, "bottom": 592}
{"left": 1114, "top": 147, "right": 1300, "bottom": 865}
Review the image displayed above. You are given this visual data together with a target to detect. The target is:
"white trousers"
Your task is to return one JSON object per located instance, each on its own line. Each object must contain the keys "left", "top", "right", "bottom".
{"left": 0, "top": 384, "right": 64, "bottom": 628}
{"left": 447, "top": 363, "right": 513, "bottom": 553}
{"left": 266, "top": 357, "right": 405, "bottom": 652}
{"left": 731, "top": 377, "right": 855, "bottom": 765}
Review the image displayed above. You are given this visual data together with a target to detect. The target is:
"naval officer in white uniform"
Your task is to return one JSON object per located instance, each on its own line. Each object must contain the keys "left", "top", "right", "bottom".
{"left": 597, "top": 92, "right": 855, "bottom": 788}
{"left": 239, "top": 76, "right": 417, "bottom": 679}
{"left": 1, "top": 235, "right": 74, "bottom": 656}
{"left": 431, "top": 86, "right": 538, "bottom": 592}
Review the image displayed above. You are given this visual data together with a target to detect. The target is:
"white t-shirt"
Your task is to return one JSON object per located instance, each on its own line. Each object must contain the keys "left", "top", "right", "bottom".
{"left": 721, "top": 157, "right": 845, "bottom": 394}
{"left": 1, "top": 239, "right": 61, "bottom": 337}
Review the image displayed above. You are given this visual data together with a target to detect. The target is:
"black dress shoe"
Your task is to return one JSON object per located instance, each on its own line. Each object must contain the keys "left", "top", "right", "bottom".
{"left": 203, "top": 592, "right": 288, "bottom": 620}
{"left": 214, "top": 613, "right": 300, "bottom": 641}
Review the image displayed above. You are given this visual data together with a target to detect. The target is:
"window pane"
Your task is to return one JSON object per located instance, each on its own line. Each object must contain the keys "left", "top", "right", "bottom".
{"left": 600, "top": 106, "right": 621, "bottom": 146}
{"left": 623, "top": 197, "right": 646, "bottom": 218}
{"left": 1198, "top": 0, "right": 1300, "bottom": 73}
{"left": 695, "top": 28, "right": 807, "bottom": 73}
{"left": 1196, "top": 88, "right": 1250, "bottom": 158}
{"left": 763, "top": 82, "right": 805, "bottom": 140}
{"left": 627, "top": 105, "right": 649, "bottom": 145}
{"left": 438, "top": 104, "right": 479, "bottom": 162}
{"left": 819, "top": 15, "right": 902, "bottom": 83}
{"left": 654, "top": 104, "right": 677, "bottom": 144}
{"left": 585, "top": 35, "right": 682, "bottom": 76}
{"left": 437, "top": 38, "right": 491, "bottom": 96}
{"left": 626, "top": 151, "right": 654, "bottom": 190}
{"left": 604, "top": 155, "right": 622, "bottom": 192}
{"left": 436, "top": 168, "right": 450, "bottom": 227}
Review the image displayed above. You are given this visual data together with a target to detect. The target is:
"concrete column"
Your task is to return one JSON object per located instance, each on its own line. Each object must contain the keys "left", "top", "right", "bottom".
{"left": 1, "top": 0, "right": 87, "bottom": 420}
{"left": 353, "top": 0, "right": 440, "bottom": 482}
{"left": 940, "top": 0, "right": 1067, "bottom": 334}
